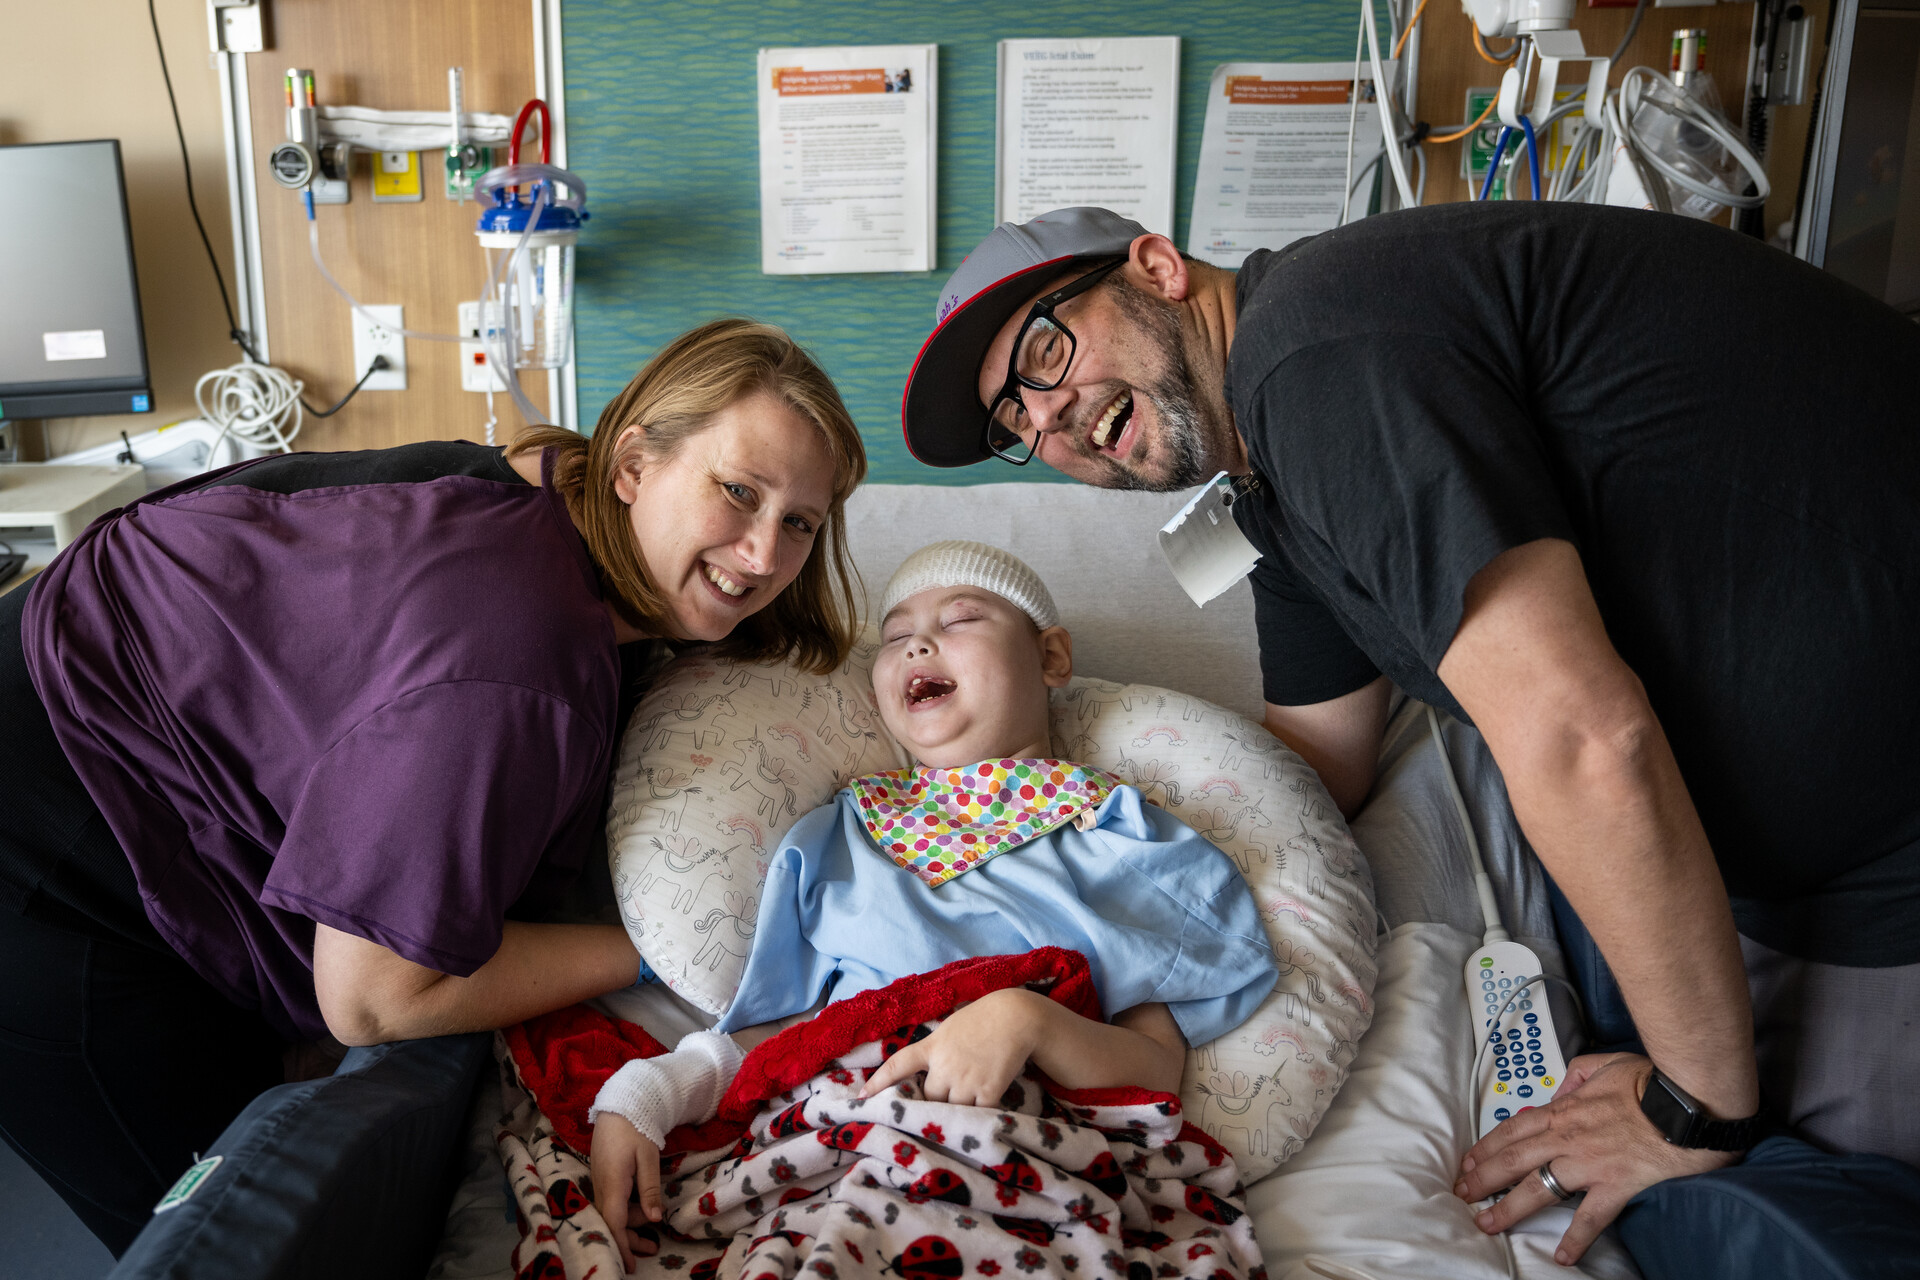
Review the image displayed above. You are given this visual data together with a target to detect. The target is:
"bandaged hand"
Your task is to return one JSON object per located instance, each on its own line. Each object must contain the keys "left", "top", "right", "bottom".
{"left": 860, "top": 987, "right": 1045, "bottom": 1108}
{"left": 590, "top": 1030, "right": 744, "bottom": 1273}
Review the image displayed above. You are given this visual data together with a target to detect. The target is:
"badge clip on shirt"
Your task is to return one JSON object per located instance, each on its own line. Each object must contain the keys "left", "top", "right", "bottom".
{"left": 1159, "top": 471, "right": 1264, "bottom": 607}
{"left": 850, "top": 759, "right": 1123, "bottom": 887}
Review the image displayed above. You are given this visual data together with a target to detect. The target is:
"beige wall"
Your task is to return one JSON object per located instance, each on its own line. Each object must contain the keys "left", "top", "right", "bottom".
{"left": 1, "top": 0, "right": 236, "bottom": 457}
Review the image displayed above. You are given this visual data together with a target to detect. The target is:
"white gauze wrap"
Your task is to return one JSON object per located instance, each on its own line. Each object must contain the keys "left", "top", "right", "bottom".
{"left": 588, "top": 1029, "right": 745, "bottom": 1146}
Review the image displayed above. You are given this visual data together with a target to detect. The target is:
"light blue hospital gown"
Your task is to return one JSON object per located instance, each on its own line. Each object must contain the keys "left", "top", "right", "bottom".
{"left": 715, "top": 784, "right": 1278, "bottom": 1047}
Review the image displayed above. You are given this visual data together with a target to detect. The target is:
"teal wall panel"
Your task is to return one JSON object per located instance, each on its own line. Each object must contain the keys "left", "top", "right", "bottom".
{"left": 564, "top": 0, "right": 1364, "bottom": 483}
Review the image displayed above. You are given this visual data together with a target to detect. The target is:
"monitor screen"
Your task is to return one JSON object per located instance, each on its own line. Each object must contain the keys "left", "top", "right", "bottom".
{"left": 0, "top": 139, "right": 154, "bottom": 419}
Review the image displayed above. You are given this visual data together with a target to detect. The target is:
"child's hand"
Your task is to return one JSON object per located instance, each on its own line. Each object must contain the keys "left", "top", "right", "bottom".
{"left": 860, "top": 988, "right": 1046, "bottom": 1107}
{"left": 589, "top": 1111, "right": 664, "bottom": 1273}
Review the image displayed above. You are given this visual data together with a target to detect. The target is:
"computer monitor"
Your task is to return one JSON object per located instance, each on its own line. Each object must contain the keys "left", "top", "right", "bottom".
{"left": 0, "top": 139, "right": 154, "bottom": 419}
{"left": 1795, "top": 0, "right": 1920, "bottom": 318}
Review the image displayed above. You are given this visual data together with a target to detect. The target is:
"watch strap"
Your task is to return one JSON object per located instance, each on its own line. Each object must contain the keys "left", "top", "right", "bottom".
{"left": 1642, "top": 1067, "right": 1759, "bottom": 1151}
{"left": 1691, "top": 1111, "right": 1759, "bottom": 1152}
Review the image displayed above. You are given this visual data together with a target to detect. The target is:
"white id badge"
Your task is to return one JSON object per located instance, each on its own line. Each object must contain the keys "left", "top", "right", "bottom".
{"left": 1157, "top": 471, "right": 1263, "bottom": 607}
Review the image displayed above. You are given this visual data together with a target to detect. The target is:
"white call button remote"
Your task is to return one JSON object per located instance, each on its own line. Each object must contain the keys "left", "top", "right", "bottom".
{"left": 1466, "top": 939, "right": 1569, "bottom": 1139}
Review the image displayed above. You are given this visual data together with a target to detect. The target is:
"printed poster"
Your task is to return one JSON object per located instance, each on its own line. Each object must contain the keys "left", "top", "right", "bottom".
{"left": 1188, "top": 62, "right": 1392, "bottom": 267}
{"left": 996, "top": 37, "right": 1181, "bottom": 235}
{"left": 757, "top": 44, "right": 938, "bottom": 274}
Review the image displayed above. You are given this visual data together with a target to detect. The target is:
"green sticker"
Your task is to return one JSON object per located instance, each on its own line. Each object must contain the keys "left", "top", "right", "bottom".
{"left": 1480, "top": 957, "right": 1494, "bottom": 968}
{"left": 154, "top": 1155, "right": 222, "bottom": 1213}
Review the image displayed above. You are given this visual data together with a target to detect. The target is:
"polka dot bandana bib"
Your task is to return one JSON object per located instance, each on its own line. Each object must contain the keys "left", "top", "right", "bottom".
{"left": 848, "top": 758, "right": 1123, "bottom": 887}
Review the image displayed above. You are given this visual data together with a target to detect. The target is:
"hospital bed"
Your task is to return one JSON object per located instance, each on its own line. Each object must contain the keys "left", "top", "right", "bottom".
{"left": 107, "top": 483, "right": 1919, "bottom": 1280}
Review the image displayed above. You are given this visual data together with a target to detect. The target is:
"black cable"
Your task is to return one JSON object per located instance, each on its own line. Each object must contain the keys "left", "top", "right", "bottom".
{"left": 148, "top": 0, "right": 249, "bottom": 356}
{"left": 150, "top": 1, "right": 379, "bottom": 422}
{"left": 303, "top": 356, "right": 389, "bottom": 418}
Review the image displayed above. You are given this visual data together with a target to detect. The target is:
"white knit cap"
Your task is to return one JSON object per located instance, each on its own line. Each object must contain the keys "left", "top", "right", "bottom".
{"left": 880, "top": 540, "right": 1059, "bottom": 631}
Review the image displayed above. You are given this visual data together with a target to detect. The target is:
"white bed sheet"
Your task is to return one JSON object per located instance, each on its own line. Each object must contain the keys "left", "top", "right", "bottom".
{"left": 1247, "top": 922, "right": 1637, "bottom": 1280}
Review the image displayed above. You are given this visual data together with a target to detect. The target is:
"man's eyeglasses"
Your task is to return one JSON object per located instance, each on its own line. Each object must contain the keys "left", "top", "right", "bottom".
{"left": 983, "top": 258, "right": 1127, "bottom": 466}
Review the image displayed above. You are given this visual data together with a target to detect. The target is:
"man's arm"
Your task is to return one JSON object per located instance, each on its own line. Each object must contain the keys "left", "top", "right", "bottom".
{"left": 1438, "top": 538, "right": 1757, "bottom": 1262}
{"left": 313, "top": 920, "right": 639, "bottom": 1045}
{"left": 1263, "top": 675, "right": 1393, "bottom": 818}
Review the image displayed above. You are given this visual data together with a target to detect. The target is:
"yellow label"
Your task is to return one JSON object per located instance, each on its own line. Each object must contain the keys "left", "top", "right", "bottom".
{"left": 373, "top": 151, "right": 422, "bottom": 199}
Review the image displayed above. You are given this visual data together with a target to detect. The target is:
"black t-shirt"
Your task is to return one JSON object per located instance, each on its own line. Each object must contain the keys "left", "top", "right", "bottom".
{"left": 1225, "top": 202, "right": 1920, "bottom": 966}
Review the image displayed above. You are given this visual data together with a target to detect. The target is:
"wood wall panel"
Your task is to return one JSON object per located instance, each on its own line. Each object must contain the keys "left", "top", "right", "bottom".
{"left": 246, "top": 0, "right": 547, "bottom": 452}
{"left": 1413, "top": 1, "right": 1761, "bottom": 208}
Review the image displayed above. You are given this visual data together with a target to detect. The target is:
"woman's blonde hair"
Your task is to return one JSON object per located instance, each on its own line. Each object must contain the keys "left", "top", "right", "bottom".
{"left": 513, "top": 319, "right": 867, "bottom": 675}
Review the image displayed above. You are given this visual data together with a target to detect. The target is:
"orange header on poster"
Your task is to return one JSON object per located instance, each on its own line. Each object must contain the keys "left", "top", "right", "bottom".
{"left": 771, "top": 67, "right": 889, "bottom": 95}
{"left": 1224, "top": 76, "right": 1352, "bottom": 105}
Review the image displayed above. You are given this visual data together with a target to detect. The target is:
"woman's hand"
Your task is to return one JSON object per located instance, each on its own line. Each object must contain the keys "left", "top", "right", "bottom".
{"left": 590, "top": 1111, "right": 665, "bottom": 1274}
{"left": 860, "top": 988, "right": 1044, "bottom": 1107}
{"left": 1454, "top": 1052, "right": 1736, "bottom": 1265}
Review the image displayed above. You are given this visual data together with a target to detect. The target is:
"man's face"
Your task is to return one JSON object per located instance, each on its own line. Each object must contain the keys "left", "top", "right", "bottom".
{"left": 974, "top": 267, "right": 1231, "bottom": 491}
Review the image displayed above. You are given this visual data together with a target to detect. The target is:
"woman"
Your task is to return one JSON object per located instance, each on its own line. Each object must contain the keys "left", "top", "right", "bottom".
{"left": 0, "top": 319, "right": 867, "bottom": 1254}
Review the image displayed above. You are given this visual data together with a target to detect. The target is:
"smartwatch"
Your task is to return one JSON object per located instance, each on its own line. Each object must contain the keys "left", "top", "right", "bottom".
{"left": 1638, "top": 1067, "right": 1759, "bottom": 1151}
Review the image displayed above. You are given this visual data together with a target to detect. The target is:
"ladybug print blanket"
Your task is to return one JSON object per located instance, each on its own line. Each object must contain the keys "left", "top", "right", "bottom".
{"left": 497, "top": 948, "right": 1267, "bottom": 1280}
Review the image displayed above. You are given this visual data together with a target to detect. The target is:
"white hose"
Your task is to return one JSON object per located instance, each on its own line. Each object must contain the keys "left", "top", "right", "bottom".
{"left": 1616, "top": 66, "right": 1769, "bottom": 211}
{"left": 1361, "top": 0, "right": 1418, "bottom": 209}
{"left": 307, "top": 219, "right": 466, "bottom": 343}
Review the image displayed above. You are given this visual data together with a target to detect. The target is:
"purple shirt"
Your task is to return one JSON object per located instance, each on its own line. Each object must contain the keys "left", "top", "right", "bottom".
{"left": 23, "top": 444, "right": 621, "bottom": 1039}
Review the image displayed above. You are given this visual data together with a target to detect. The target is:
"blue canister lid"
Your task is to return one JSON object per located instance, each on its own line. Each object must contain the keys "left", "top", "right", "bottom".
{"left": 476, "top": 187, "right": 586, "bottom": 236}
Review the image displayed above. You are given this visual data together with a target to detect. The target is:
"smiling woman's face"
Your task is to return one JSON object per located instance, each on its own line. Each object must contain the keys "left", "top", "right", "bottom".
{"left": 614, "top": 389, "right": 837, "bottom": 643}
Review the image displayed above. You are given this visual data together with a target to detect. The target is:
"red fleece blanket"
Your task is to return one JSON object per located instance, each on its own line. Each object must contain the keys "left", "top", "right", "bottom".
{"left": 497, "top": 949, "right": 1266, "bottom": 1280}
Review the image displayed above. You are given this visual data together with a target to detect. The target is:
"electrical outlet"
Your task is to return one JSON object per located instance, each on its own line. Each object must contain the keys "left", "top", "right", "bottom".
{"left": 459, "top": 342, "right": 508, "bottom": 392}
{"left": 457, "top": 300, "right": 509, "bottom": 393}
{"left": 351, "top": 305, "right": 407, "bottom": 390}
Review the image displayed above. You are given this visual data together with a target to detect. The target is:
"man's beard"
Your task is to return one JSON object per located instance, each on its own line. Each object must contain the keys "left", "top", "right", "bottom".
{"left": 1094, "top": 276, "right": 1217, "bottom": 494}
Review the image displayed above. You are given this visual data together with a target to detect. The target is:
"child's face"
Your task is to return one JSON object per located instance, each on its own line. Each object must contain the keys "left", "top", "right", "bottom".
{"left": 874, "top": 587, "right": 1073, "bottom": 769}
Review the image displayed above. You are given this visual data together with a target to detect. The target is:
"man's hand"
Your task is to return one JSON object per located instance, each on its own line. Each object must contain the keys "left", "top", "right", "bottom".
{"left": 590, "top": 1111, "right": 665, "bottom": 1274}
{"left": 860, "top": 989, "right": 1043, "bottom": 1106}
{"left": 1454, "top": 1052, "right": 1735, "bottom": 1265}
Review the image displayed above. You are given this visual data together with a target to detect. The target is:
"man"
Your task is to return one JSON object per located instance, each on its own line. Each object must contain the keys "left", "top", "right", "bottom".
{"left": 900, "top": 203, "right": 1920, "bottom": 1262}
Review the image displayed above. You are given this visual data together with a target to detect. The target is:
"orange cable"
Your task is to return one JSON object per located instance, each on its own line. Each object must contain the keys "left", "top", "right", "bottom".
{"left": 1393, "top": 0, "right": 1433, "bottom": 60}
{"left": 1431, "top": 94, "right": 1500, "bottom": 144}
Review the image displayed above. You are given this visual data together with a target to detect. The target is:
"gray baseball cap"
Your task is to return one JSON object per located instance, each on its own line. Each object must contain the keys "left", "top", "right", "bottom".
{"left": 902, "top": 207, "right": 1147, "bottom": 468}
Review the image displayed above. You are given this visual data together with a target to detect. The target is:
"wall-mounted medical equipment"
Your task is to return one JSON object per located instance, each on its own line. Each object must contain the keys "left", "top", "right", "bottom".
{"left": 474, "top": 99, "right": 585, "bottom": 374}
{"left": 1467, "top": 0, "right": 1613, "bottom": 140}
{"left": 0, "top": 140, "right": 155, "bottom": 421}
{"left": 1454, "top": 0, "right": 1769, "bottom": 221}
{"left": 286, "top": 90, "right": 583, "bottom": 432}
{"left": 268, "top": 69, "right": 350, "bottom": 204}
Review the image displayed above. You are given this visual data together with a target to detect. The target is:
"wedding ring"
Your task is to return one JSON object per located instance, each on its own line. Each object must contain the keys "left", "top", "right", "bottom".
{"left": 1536, "top": 1161, "right": 1575, "bottom": 1202}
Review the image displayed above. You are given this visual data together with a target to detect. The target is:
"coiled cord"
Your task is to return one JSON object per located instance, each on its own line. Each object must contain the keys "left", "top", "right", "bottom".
{"left": 194, "top": 362, "right": 306, "bottom": 462}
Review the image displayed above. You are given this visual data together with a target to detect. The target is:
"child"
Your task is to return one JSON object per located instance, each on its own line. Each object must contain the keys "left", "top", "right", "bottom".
{"left": 590, "top": 541, "right": 1277, "bottom": 1270}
